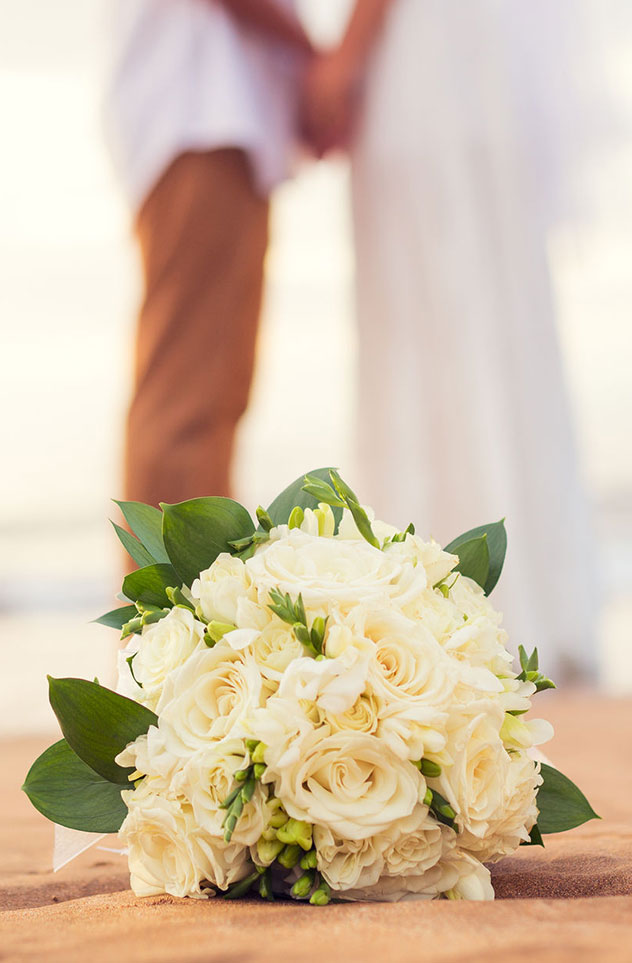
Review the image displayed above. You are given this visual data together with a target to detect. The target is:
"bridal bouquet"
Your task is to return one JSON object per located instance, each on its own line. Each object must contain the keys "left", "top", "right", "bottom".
{"left": 23, "top": 469, "right": 597, "bottom": 903}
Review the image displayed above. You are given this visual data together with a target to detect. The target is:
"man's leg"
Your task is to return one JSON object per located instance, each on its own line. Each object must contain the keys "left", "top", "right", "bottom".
{"left": 125, "top": 149, "right": 268, "bottom": 507}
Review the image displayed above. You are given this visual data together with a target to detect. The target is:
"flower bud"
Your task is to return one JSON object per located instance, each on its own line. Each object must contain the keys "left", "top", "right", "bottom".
{"left": 300, "top": 850, "right": 318, "bottom": 870}
{"left": 253, "top": 763, "right": 266, "bottom": 779}
{"left": 276, "top": 818, "right": 313, "bottom": 851}
{"left": 206, "top": 620, "right": 237, "bottom": 644}
{"left": 277, "top": 844, "right": 302, "bottom": 869}
{"left": 256, "top": 837, "right": 284, "bottom": 866}
{"left": 310, "top": 881, "right": 331, "bottom": 906}
{"left": 420, "top": 759, "right": 442, "bottom": 778}
{"left": 291, "top": 870, "right": 315, "bottom": 899}
{"left": 288, "top": 506, "right": 304, "bottom": 529}
{"left": 251, "top": 742, "right": 267, "bottom": 764}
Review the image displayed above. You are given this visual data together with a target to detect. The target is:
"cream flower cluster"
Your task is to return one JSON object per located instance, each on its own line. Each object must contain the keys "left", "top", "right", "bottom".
{"left": 116, "top": 505, "right": 552, "bottom": 902}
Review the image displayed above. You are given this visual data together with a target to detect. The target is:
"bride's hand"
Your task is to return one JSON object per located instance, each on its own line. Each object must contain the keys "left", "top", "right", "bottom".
{"left": 300, "top": 50, "right": 361, "bottom": 157}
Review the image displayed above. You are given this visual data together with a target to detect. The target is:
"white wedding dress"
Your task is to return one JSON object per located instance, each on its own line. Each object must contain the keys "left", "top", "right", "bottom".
{"left": 350, "top": 0, "right": 598, "bottom": 677}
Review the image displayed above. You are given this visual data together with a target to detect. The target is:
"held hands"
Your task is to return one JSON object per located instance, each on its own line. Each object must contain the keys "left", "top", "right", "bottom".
{"left": 300, "top": 47, "right": 363, "bottom": 158}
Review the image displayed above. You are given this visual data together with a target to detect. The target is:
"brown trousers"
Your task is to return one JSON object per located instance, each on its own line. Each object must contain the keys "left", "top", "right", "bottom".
{"left": 124, "top": 149, "right": 269, "bottom": 507}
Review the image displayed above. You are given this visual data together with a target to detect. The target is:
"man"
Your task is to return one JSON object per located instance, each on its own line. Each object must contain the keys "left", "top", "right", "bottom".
{"left": 105, "top": 0, "right": 312, "bottom": 507}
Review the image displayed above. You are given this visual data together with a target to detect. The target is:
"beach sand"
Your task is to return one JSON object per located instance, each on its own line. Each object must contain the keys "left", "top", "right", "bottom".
{"left": 2, "top": 693, "right": 631, "bottom": 962}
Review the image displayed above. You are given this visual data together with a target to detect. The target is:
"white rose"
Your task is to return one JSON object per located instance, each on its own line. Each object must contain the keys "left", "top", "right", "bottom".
{"left": 177, "top": 739, "right": 265, "bottom": 846}
{"left": 314, "top": 826, "right": 385, "bottom": 890}
{"left": 461, "top": 750, "right": 542, "bottom": 862}
{"left": 157, "top": 643, "right": 264, "bottom": 751}
{"left": 120, "top": 607, "right": 205, "bottom": 711}
{"left": 119, "top": 782, "right": 249, "bottom": 897}
{"left": 266, "top": 728, "right": 423, "bottom": 839}
{"left": 339, "top": 851, "right": 493, "bottom": 902}
{"left": 323, "top": 691, "right": 382, "bottom": 736}
{"left": 378, "top": 805, "right": 448, "bottom": 878}
{"left": 358, "top": 608, "right": 457, "bottom": 758}
{"left": 442, "top": 852, "right": 495, "bottom": 900}
{"left": 250, "top": 621, "right": 305, "bottom": 683}
{"left": 246, "top": 528, "right": 425, "bottom": 612}
{"left": 437, "top": 704, "right": 541, "bottom": 860}
{"left": 192, "top": 554, "right": 251, "bottom": 624}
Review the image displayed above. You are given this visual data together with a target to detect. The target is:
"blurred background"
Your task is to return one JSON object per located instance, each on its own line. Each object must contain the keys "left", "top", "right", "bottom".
{"left": 1, "top": 0, "right": 631, "bottom": 735}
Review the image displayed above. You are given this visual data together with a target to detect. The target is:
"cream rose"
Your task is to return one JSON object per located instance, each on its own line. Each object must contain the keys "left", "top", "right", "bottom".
{"left": 250, "top": 621, "right": 305, "bottom": 683}
{"left": 177, "top": 739, "right": 265, "bottom": 846}
{"left": 192, "top": 554, "right": 251, "bottom": 624}
{"left": 458, "top": 750, "right": 542, "bottom": 861}
{"left": 266, "top": 729, "right": 423, "bottom": 839}
{"left": 119, "top": 607, "right": 205, "bottom": 711}
{"left": 358, "top": 608, "right": 457, "bottom": 758}
{"left": 157, "top": 643, "right": 264, "bottom": 751}
{"left": 119, "top": 782, "right": 249, "bottom": 897}
{"left": 246, "top": 528, "right": 425, "bottom": 612}
{"left": 436, "top": 704, "right": 541, "bottom": 860}
{"left": 314, "top": 826, "right": 385, "bottom": 890}
{"left": 378, "top": 805, "right": 448, "bottom": 878}
{"left": 324, "top": 691, "right": 382, "bottom": 735}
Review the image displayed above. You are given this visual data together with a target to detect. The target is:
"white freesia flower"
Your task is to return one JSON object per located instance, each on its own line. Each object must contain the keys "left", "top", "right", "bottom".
{"left": 192, "top": 554, "right": 251, "bottom": 625}
{"left": 266, "top": 729, "right": 423, "bottom": 839}
{"left": 157, "top": 643, "right": 264, "bottom": 751}
{"left": 384, "top": 534, "right": 457, "bottom": 589}
{"left": 245, "top": 694, "right": 316, "bottom": 768}
{"left": 337, "top": 506, "right": 399, "bottom": 545}
{"left": 278, "top": 642, "right": 371, "bottom": 715}
{"left": 222, "top": 628, "right": 260, "bottom": 651}
{"left": 120, "top": 607, "right": 205, "bottom": 711}
{"left": 115, "top": 725, "right": 179, "bottom": 790}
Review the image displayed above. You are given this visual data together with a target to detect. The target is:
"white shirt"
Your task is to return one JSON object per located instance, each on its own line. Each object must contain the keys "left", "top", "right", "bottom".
{"left": 104, "top": 0, "right": 302, "bottom": 209}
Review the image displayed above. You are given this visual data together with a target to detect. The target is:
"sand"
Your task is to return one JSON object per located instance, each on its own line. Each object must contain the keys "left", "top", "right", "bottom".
{"left": 2, "top": 692, "right": 631, "bottom": 962}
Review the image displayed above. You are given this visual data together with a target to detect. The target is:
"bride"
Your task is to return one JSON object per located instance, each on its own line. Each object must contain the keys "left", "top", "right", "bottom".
{"left": 301, "top": 0, "right": 598, "bottom": 679}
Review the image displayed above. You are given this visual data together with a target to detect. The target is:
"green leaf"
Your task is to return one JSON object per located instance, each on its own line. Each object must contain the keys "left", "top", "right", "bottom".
{"left": 444, "top": 520, "right": 507, "bottom": 595}
{"left": 537, "top": 764, "right": 600, "bottom": 834}
{"left": 122, "top": 562, "right": 179, "bottom": 608}
{"left": 450, "top": 535, "right": 490, "bottom": 591}
{"left": 22, "top": 739, "right": 128, "bottom": 833}
{"left": 48, "top": 677, "right": 158, "bottom": 784}
{"left": 93, "top": 604, "right": 138, "bottom": 631}
{"left": 520, "top": 822, "right": 545, "bottom": 847}
{"left": 111, "top": 521, "right": 156, "bottom": 568}
{"left": 266, "top": 467, "right": 344, "bottom": 529}
{"left": 161, "top": 497, "right": 255, "bottom": 586}
{"left": 114, "top": 500, "right": 170, "bottom": 563}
